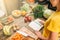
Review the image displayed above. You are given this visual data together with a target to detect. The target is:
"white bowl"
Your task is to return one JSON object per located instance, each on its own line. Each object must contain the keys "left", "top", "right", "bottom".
{"left": 12, "top": 10, "right": 21, "bottom": 17}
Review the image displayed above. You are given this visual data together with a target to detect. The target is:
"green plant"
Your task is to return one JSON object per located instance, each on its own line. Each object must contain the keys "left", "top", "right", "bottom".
{"left": 33, "top": 5, "right": 44, "bottom": 19}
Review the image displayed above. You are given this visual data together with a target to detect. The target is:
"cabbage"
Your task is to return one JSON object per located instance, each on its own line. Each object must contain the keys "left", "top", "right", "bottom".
{"left": 43, "top": 9, "right": 52, "bottom": 18}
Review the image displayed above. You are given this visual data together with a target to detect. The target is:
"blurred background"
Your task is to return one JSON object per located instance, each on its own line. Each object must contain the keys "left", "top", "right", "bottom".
{"left": 0, "top": 0, "right": 20, "bottom": 15}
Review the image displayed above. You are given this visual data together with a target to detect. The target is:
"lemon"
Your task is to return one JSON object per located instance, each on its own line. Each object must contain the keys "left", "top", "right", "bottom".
{"left": 21, "top": 11, "right": 27, "bottom": 16}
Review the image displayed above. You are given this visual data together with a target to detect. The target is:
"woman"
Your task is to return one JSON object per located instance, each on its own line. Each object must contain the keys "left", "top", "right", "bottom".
{"left": 35, "top": 0, "right": 60, "bottom": 40}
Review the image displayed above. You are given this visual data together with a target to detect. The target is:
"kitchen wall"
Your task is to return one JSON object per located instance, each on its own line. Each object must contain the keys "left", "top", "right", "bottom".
{"left": 4, "top": 0, "right": 20, "bottom": 15}
{"left": 0, "top": 0, "right": 7, "bottom": 14}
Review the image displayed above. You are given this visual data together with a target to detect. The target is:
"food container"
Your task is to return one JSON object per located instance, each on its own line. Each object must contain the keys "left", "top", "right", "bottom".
{"left": 1, "top": 16, "right": 14, "bottom": 25}
{"left": 12, "top": 10, "right": 21, "bottom": 18}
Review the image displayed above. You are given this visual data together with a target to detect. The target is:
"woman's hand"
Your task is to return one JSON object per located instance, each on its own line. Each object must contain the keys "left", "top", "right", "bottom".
{"left": 35, "top": 31, "right": 48, "bottom": 40}
{"left": 40, "top": 20, "right": 45, "bottom": 25}
{"left": 39, "top": 19, "right": 45, "bottom": 25}
{"left": 35, "top": 31, "right": 42, "bottom": 38}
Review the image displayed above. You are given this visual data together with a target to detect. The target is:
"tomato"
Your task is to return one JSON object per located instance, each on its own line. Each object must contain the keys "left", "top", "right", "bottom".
{"left": 24, "top": 16, "right": 32, "bottom": 23}
{"left": 27, "top": 16, "right": 32, "bottom": 22}
{"left": 24, "top": 18, "right": 28, "bottom": 23}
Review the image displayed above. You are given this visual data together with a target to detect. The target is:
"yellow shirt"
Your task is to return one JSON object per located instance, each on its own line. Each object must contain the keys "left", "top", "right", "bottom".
{"left": 43, "top": 12, "right": 60, "bottom": 40}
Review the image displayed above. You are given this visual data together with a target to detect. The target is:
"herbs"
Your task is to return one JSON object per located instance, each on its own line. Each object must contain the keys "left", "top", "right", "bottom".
{"left": 33, "top": 5, "right": 44, "bottom": 19}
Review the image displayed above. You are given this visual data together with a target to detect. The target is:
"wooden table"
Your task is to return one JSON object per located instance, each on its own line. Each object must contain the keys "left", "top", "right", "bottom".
{"left": 0, "top": 15, "right": 36, "bottom": 40}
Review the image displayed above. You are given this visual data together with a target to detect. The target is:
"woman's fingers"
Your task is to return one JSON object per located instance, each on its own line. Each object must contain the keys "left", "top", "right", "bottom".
{"left": 35, "top": 31, "right": 41, "bottom": 38}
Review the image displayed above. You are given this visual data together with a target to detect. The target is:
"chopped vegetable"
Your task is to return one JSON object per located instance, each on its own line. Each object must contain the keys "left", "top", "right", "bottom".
{"left": 11, "top": 32, "right": 24, "bottom": 40}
